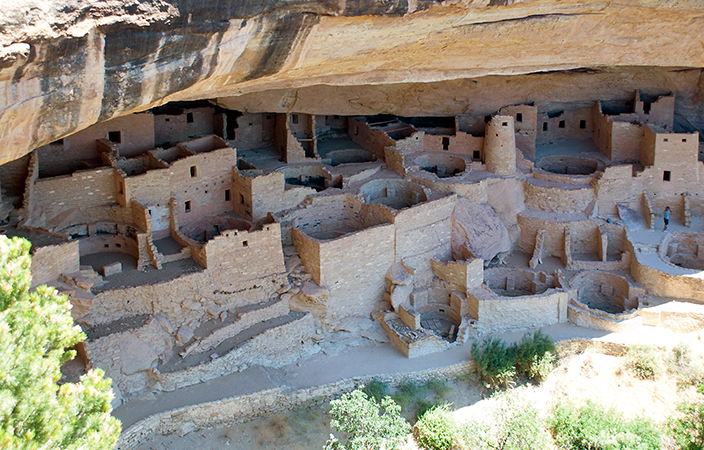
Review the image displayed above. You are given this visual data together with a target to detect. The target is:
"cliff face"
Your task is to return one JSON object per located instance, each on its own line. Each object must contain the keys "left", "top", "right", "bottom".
{"left": 1, "top": 0, "right": 703, "bottom": 164}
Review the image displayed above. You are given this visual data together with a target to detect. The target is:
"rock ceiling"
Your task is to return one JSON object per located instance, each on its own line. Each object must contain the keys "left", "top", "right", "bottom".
{"left": 1, "top": 0, "right": 703, "bottom": 164}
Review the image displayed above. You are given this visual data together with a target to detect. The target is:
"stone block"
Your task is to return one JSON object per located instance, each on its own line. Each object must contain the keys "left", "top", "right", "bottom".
{"left": 101, "top": 262, "right": 122, "bottom": 277}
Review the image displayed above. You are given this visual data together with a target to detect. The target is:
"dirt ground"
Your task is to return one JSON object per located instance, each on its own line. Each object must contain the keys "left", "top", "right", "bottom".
{"left": 132, "top": 332, "right": 704, "bottom": 450}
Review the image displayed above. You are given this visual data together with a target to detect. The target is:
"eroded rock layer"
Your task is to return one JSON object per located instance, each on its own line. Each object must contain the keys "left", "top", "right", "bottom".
{"left": 1, "top": 0, "right": 704, "bottom": 164}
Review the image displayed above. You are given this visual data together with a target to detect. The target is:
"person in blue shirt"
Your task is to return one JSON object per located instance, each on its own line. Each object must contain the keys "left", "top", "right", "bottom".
{"left": 664, "top": 206, "right": 671, "bottom": 232}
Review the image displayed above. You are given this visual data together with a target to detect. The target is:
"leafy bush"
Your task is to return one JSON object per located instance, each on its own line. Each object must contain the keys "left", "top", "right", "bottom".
{"left": 471, "top": 330, "right": 557, "bottom": 389}
{"left": 471, "top": 337, "right": 517, "bottom": 389}
{"left": 324, "top": 388, "right": 410, "bottom": 450}
{"left": 550, "top": 399, "right": 661, "bottom": 450}
{"left": 626, "top": 344, "right": 662, "bottom": 380}
{"left": 425, "top": 379, "right": 452, "bottom": 398}
{"left": 414, "top": 405, "right": 457, "bottom": 450}
{"left": 416, "top": 399, "right": 442, "bottom": 422}
{"left": 668, "top": 342, "right": 704, "bottom": 388}
{"left": 488, "top": 390, "right": 551, "bottom": 450}
{"left": 669, "top": 399, "right": 704, "bottom": 450}
{"left": 513, "top": 329, "right": 556, "bottom": 382}
{"left": 458, "top": 389, "right": 549, "bottom": 450}
{"left": 363, "top": 378, "right": 388, "bottom": 403}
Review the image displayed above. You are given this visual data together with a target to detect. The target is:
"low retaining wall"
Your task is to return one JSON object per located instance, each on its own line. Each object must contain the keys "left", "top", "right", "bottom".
{"left": 117, "top": 359, "right": 476, "bottom": 449}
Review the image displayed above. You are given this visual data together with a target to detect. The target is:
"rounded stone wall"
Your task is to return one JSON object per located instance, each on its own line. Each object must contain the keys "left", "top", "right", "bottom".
{"left": 660, "top": 232, "right": 704, "bottom": 271}
{"left": 569, "top": 271, "right": 635, "bottom": 314}
{"left": 278, "top": 165, "right": 333, "bottom": 191}
{"left": 359, "top": 178, "right": 427, "bottom": 210}
{"left": 414, "top": 153, "right": 466, "bottom": 178}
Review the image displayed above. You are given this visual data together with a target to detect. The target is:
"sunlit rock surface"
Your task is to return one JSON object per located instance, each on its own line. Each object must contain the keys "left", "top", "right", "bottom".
{"left": 1, "top": 0, "right": 703, "bottom": 163}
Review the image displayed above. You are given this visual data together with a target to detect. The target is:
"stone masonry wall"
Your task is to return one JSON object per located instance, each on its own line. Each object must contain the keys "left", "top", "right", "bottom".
{"left": 30, "top": 240, "right": 79, "bottom": 287}
{"left": 32, "top": 167, "right": 116, "bottom": 228}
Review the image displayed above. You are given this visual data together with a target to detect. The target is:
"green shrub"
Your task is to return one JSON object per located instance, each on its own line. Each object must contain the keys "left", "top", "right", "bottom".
{"left": 415, "top": 399, "right": 442, "bottom": 422}
{"left": 458, "top": 389, "right": 549, "bottom": 450}
{"left": 550, "top": 399, "right": 661, "bottom": 450}
{"left": 362, "top": 378, "right": 388, "bottom": 402}
{"left": 425, "top": 379, "right": 452, "bottom": 398}
{"left": 626, "top": 344, "right": 662, "bottom": 380}
{"left": 669, "top": 400, "right": 704, "bottom": 450}
{"left": 489, "top": 390, "right": 551, "bottom": 450}
{"left": 392, "top": 380, "right": 426, "bottom": 409}
{"left": 324, "top": 388, "right": 410, "bottom": 450}
{"left": 513, "top": 329, "right": 556, "bottom": 382}
{"left": 668, "top": 342, "right": 704, "bottom": 388}
{"left": 414, "top": 405, "right": 457, "bottom": 450}
{"left": 471, "top": 337, "right": 517, "bottom": 389}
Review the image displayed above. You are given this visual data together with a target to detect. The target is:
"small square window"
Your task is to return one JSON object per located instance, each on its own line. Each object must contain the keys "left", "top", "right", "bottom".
{"left": 516, "top": 113, "right": 523, "bottom": 122}
{"left": 473, "top": 150, "right": 481, "bottom": 160}
{"left": 190, "top": 166, "right": 197, "bottom": 177}
{"left": 558, "top": 120, "right": 565, "bottom": 129}
{"left": 165, "top": 118, "right": 170, "bottom": 122}
{"left": 579, "top": 120, "right": 586, "bottom": 129}
{"left": 502, "top": 122, "right": 508, "bottom": 127}
{"left": 292, "top": 114, "right": 299, "bottom": 124}
{"left": 543, "top": 122, "right": 548, "bottom": 132}
{"left": 664, "top": 138, "right": 669, "bottom": 142}
{"left": 249, "top": 123, "right": 253, "bottom": 126}
{"left": 333, "top": 115, "right": 340, "bottom": 119}
{"left": 225, "top": 189, "right": 231, "bottom": 201}
{"left": 186, "top": 112, "right": 194, "bottom": 123}
{"left": 108, "top": 131, "right": 121, "bottom": 143}
{"left": 266, "top": 115, "right": 271, "bottom": 120}
{"left": 104, "top": 244, "right": 109, "bottom": 248}
{"left": 115, "top": 243, "right": 121, "bottom": 248}
{"left": 242, "top": 241, "right": 249, "bottom": 248}
{"left": 663, "top": 170, "right": 671, "bottom": 182}
{"left": 442, "top": 137, "right": 450, "bottom": 151}
{"left": 682, "top": 138, "right": 687, "bottom": 142}
{"left": 185, "top": 201, "right": 192, "bottom": 213}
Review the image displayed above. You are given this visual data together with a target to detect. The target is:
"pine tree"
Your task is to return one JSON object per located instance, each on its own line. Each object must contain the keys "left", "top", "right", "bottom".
{"left": 0, "top": 236, "right": 121, "bottom": 449}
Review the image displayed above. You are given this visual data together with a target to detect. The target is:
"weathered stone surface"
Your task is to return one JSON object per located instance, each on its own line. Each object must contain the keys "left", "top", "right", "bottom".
{"left": 452, "top": 197, "right": 511, "bottom": 262}
{"left": 119, "top": 331, "right": 158, "bottom": 376}
{"left": 386, "top": 262, "right": 414, "bottom": 286}
{"left": 1, "top": 1, "right": 704, "bottom": 163}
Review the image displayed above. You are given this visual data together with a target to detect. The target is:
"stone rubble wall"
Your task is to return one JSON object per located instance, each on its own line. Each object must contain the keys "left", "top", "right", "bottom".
{"left": 151, "top": 313, "right": 316, "bottom": 392}
{"left": 116, "top": 358, "right": 477, "bottom": 449}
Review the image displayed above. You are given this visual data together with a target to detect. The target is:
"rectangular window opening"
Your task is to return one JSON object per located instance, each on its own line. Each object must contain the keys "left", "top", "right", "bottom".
{"left": 292, "top": 114, "right": 299, "bottom": 124}
{"left": 664, "top": 138, "right": 669, "bottom": 142}
{"left": 225, "top": 189, "right": 231, "bottom": 201}
{"left": 242, "top": 241, "right": 249, "bottom": 248}
{"left": 683, "top": 138, "right": 687, "bottom": 142}
{"left": 442, "top": 137, "right": 450, "bottom": 151}
{"left": 118, "top": 182, "right": 124, "bottom": 195}
{"left": 516, "top": 113, "right": 523, "bottom": 123}
{"left": 185, "top": 201, "right": 192, "bottom": 213}
{"left": 473, "top": 150, "right": 481, "bottom": 160}
{"left": 108, "top": 131, "right": 121, "bottom": 143}
{"left": 186, "top": 112, "right": 194, "bottom": 123}
{"left": 190, "top": 166, "right": 197, "bottom": 177}
{"left": 579, "top": 120, "right": 586, "bottom": 129}
{"left": 115, "top": 243, "right": 121, "bottom": 248}
{"left": 239, "top": 193, "right": 245, "bottom": 204}
{"left": 502, "top": 122, "right": 508, "bottom": 127}
{"left": 663, "top": 170, "right": 671, "bottom": 182}
{"left": 542, "top": 122, "right": 548, "bottom": 132}
{"left": 104, "top": 244, "right": 109, "bottom": 248}
{"left": 558, "top": 120, "right": 565, "bottom": 129}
